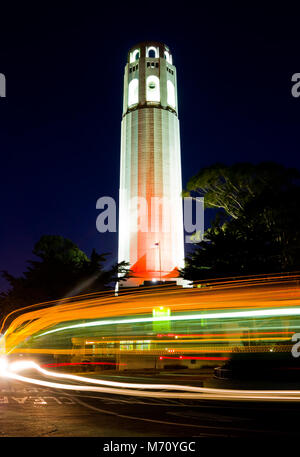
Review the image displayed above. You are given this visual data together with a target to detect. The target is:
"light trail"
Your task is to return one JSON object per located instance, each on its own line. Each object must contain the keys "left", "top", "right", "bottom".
{"left": 1, "top": 358, "right": 300, "bottom": 402}
{"left": 159, "top": 356, "right": 229, "bottom": 361}
{"left": 1, "top": 272, "right": 300, "bottom": 398}
{"left": 32, "top": 306, "right": 300, "bottom": 339}
{"left": 2, "top": 273, "right": 299, "bottom": 361}
{"left": 41, "top": 362, "right": 127, "bottom": 368}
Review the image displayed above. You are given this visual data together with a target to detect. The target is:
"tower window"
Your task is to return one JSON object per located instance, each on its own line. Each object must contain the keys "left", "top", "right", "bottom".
{"left": 167, "top": 80, "right": 175, "bottom": 109}
{"left": 164, "top": 50, "right": 172, "bottom": 64}
{"left": 146, "top": 46, "right": 159, "bottom": 58}
{"left": 156, "top": 62, "right": 159, "bottom": 68}
{"left": 128, "top": 78, "right": 139, "bottom": 107}
{"left": 130, "top": 49, "right": 140, "bottom": 63}
{"left": 146, "top": 75, "right": 160, "bottom": 102}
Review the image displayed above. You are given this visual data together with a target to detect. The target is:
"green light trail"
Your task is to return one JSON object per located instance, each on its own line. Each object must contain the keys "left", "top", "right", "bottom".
{"left": 34, "top": 307, "right": 300, "bottom": 339}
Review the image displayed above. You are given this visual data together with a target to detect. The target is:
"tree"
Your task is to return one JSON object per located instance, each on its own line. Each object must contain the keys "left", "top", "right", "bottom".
{"left": 183, "top": 162, "right": 300, "bottom": 219}
{"left": 0, "top": 235, "right": 130, "bottom": 313}
{"left": 180, "top": 162, "right": 300, "bottom": 280}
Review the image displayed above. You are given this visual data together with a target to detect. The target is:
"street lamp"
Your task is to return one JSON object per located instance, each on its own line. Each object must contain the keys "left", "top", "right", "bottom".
{"left": 154, "top": 242, "right": 162, "bottom": 283}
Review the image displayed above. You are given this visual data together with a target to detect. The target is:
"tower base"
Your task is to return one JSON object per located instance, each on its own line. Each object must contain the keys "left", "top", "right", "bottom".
{"left": 119, "top": 276, "right": 192, "bottom": 288}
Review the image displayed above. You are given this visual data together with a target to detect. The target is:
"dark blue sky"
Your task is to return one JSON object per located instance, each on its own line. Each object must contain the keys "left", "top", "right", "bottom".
{"left": 0, "top": 3, "right": 300, "bottom": 291}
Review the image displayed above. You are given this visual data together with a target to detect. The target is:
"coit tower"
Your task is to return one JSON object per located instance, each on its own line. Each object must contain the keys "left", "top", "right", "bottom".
{"left": 118, "top": 42, "right": 184, "bottom": 286}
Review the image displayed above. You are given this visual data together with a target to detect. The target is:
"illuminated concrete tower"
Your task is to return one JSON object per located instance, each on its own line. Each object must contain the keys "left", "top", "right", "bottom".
{"left": 118, "top": 42, "right": 185, "bottom": 286}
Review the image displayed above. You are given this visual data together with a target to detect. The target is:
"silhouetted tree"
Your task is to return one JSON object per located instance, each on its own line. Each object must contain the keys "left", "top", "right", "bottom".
{"left": 0, "top": 235, "right": 130, "bottom": 313}
{"left": 180, "top": 163, "right": 300, "bottom": 280}
{"left": 183, "top": 162, "right": 300, "bottom": 219}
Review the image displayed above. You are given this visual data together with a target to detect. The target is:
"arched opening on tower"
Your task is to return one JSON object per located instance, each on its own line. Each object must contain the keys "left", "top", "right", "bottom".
{"left": 128, "top": 78, "right": 139, "bottom": 107}
{"left": 164, "top": 50, "right": 172, "bottom": 64}
{"left": 146, "top": 75, "right": 160, "bottom": 103}
{"left": 146, "top": 46, "right": 159, "bottom": 58}
{"left": 130, "top": 49, "right": 140, "bottom": 63}
{"left": 167, "top": 80, "right": 176, "bottom": 109}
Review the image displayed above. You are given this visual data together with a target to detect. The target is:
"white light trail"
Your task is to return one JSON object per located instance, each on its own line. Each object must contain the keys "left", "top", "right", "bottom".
{"left": 2, "top": 358, "right": 300, "bottom": 402}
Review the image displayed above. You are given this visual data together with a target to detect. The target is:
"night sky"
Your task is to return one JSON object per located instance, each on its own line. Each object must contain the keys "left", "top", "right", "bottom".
{"left": 0, "top": 3, "right": 300, "bottom": 292}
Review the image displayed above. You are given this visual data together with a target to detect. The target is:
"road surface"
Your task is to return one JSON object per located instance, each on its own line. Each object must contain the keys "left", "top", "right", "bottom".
{"left": 1, "top": 373, "right": 300, "bottom": 437}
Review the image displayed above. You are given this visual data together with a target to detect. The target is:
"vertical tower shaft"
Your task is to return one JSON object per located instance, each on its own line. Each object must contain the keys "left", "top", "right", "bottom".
{"left": 118, "top": 42, "right": 184, "bottom": 285}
